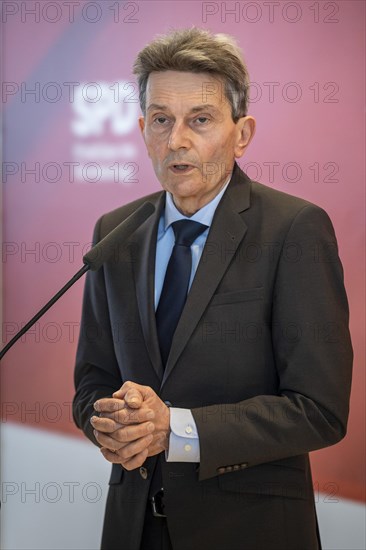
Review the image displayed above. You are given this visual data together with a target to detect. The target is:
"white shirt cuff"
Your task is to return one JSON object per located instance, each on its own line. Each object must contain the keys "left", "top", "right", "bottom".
{"left": 165, "top": 408, "right": 200, "bottom": 462}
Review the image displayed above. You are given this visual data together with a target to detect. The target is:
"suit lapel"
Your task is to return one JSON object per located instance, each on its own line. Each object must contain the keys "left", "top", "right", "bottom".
{"left": 133, "top": 193, "right": 165, "bottom": 381}
{"left": 162, "top": 164, "right": 251, "bottom": 386}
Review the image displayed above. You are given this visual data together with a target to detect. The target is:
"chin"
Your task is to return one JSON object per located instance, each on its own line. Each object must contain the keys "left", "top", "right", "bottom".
{"left": 170, "top": 186, "right": 198, "bottom": 201}
{"left": 164, "top": 178, "right": 197, "bottom": 195}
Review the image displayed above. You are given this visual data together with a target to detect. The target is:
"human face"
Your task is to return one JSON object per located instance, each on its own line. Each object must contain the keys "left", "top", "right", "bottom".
{"left": 139, "top": 71, "right": 255, "bottom": 216}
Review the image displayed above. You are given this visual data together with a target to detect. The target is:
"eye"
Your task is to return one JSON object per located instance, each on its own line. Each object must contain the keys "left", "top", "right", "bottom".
{"left": 195, "top": 116, "right": 209, "bottom": 124}
{"left": 153, "top": 116, "right": 169, "bottom": 125}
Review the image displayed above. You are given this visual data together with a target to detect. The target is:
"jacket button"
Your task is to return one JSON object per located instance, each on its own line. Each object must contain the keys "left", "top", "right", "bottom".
{"left": 139, "top": 467, "right": 148, "bottom": 480}
{"left": 217, "top": 467, "right": 226, "bottom": 474}
{"left": 240, "top": 463, "right": 248, "bottom": 469}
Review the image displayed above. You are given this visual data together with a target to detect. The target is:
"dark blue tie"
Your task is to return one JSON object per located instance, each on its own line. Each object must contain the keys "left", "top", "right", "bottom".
{"left": 156, "top": 219, "right": 208, "bottom": 365}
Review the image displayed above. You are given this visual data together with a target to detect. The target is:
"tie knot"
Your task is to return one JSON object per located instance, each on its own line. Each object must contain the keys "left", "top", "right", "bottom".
{"left": 171, "top": 219, "right": 208, "bottom": 247}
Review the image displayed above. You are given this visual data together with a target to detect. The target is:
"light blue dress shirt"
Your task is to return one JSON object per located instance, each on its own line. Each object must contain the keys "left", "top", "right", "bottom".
{"left": 154, "top": 177, "right": 231, "bottom": 462}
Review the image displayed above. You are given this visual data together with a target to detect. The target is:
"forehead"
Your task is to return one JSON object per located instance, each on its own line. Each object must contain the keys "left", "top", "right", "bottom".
{"left": 145, "top": 70, "right": 228, "bottom": 110}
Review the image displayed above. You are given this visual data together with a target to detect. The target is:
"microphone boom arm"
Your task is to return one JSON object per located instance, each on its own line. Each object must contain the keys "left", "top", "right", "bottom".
{"left": 0, "top": 201, "right": 155, "bottom": 362}
{"left": 0, "top": 264, "right": 90, "bottom": 361}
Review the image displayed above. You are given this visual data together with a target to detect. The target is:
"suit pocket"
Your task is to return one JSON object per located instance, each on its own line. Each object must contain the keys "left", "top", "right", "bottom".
{"left": 108, "top": 464, "right": 124, "bottom": 485}
{"left": 210, "top": 287, "right": 264, "bottom": 306}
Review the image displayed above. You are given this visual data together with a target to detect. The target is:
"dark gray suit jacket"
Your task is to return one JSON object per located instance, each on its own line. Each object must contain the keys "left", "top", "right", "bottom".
{"left": 73, "top": 163, "right": 352, "bottom": 550}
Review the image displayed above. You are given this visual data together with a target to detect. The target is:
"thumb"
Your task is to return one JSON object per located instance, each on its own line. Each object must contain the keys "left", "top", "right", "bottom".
{"left": 113, "top": 388, "right": 143, "bottom": 408}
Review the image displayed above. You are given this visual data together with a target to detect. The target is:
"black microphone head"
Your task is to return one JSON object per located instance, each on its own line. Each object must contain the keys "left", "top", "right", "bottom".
{"left": 83, "top": 201, "right": 155, "bottom": 271}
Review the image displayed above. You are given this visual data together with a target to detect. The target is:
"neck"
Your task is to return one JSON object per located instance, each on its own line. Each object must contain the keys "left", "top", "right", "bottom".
{"left": 171, "top": 182, "right": 229, "bottom": 217}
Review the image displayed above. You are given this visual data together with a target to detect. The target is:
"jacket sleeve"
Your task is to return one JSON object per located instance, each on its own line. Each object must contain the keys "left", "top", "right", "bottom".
{"left": 192, "top": 204, "right": 353, "bottom": 480}
{"left": 72, "top": 216, "right": 123, "bottom": 446}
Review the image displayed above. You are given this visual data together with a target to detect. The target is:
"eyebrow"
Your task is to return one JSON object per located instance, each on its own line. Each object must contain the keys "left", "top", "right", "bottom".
{"left": 147, "top": 103, "right": 220, "bottom": 113}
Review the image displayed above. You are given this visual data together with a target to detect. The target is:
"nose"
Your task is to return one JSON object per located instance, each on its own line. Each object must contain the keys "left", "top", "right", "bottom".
{"left": 168, "top": 121, "right": 191, "bottom": 151}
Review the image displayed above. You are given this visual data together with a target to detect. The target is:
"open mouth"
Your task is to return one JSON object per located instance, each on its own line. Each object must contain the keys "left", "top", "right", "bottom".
{"left": 169, "top": 164, "right": 195, "bottom": 173}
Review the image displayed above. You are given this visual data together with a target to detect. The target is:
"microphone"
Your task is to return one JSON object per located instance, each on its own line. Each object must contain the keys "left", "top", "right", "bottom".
{"left": 0, "top": 202, "right": 155, "bottom": 360}
{"left": 83, "top": 201, "right": 155, "bottom": 270}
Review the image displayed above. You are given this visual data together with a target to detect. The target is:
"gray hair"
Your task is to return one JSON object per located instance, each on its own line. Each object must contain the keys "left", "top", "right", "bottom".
{"left": 133, "top": 27, "right": 250, "bottom": 122}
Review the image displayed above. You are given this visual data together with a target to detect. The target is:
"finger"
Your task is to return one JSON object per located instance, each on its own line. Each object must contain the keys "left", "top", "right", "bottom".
{"left": 100, "top": 432, "right": 152, "bottom": 461}
{"left": 112, "top": 381, "right": 149, "bottom": 403}
{"left": 99, "top": 400, "right": 126, "bottom": 416}
{"left": 124, "top": 389, "right": 143, "bottom": 409}
{"left": 101, "top": 407, "right": 155, "bottom": 425}
{"left": 112, "top": 387, "right": 143, "bottom": 409}
{"left": 94, "top": 398, "right": 126, "bottom": 413}
{"left": 93, "top": 430, "right": 122, "bottom": 451}
{"left": 122, "top": 448, "right": 149, "bottom": 470}
{"left": 94, "top": 421, "right": 155, "bottom": 449}
{"left": 100, "top": 447, "right": 149, "bottom": 469}
{"left": 115, "top": 433, "right": 154, "bottom": 461}
{"left": 113, "top": 421, "right": 155, "bottom": 443}
{"left": 90, "top": 415, "right": 122, "bottom": 433}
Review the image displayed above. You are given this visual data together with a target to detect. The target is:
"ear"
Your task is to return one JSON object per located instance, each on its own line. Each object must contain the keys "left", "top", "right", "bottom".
{"left": 138, "top": 116, "right": 150, "bottom": 156}
{"left": 234, "top": 116, "right": 256, "bottom": 159}
{"left": 138, "top": 116, "right": 145, "bottom": 135}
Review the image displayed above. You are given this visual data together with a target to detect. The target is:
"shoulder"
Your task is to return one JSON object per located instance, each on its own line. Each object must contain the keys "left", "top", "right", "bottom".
{"left": 248, "top": 180, "right": 337, "bottom": 246}
{"left": 250, "top": 178, "right": 316, "bottom": 216}
{"left": 234, "top": 163, "right": 332, "bottom": 226}
{"left": 252, "top": 179, "right": 333, "bottom": 226}
{"left": 230, "top": 163, "right": 336, "bottom": 241}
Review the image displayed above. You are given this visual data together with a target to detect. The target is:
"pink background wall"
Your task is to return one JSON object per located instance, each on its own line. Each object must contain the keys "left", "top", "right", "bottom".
{"left": 2, "top": 1, "right": 365, "bottom": 502}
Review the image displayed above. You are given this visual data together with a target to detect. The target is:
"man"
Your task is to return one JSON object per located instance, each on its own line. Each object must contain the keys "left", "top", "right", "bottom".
{"left": 73, "top": 28, "right": 353, "bottom": 550}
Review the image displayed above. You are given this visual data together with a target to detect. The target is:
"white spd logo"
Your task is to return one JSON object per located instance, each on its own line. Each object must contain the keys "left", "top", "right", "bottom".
{"left": 71, "top": 81, "right": 139, "bottom": 137}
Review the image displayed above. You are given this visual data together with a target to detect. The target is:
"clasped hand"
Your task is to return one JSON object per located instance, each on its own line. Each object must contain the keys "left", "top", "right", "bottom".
{"left": 90, "top": 382, "right": 170, "bottom": 470}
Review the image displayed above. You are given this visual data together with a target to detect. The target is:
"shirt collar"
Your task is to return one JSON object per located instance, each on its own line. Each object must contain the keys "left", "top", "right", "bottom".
{"left": 163, "top": 173, "right": 232, "bottom": 232}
